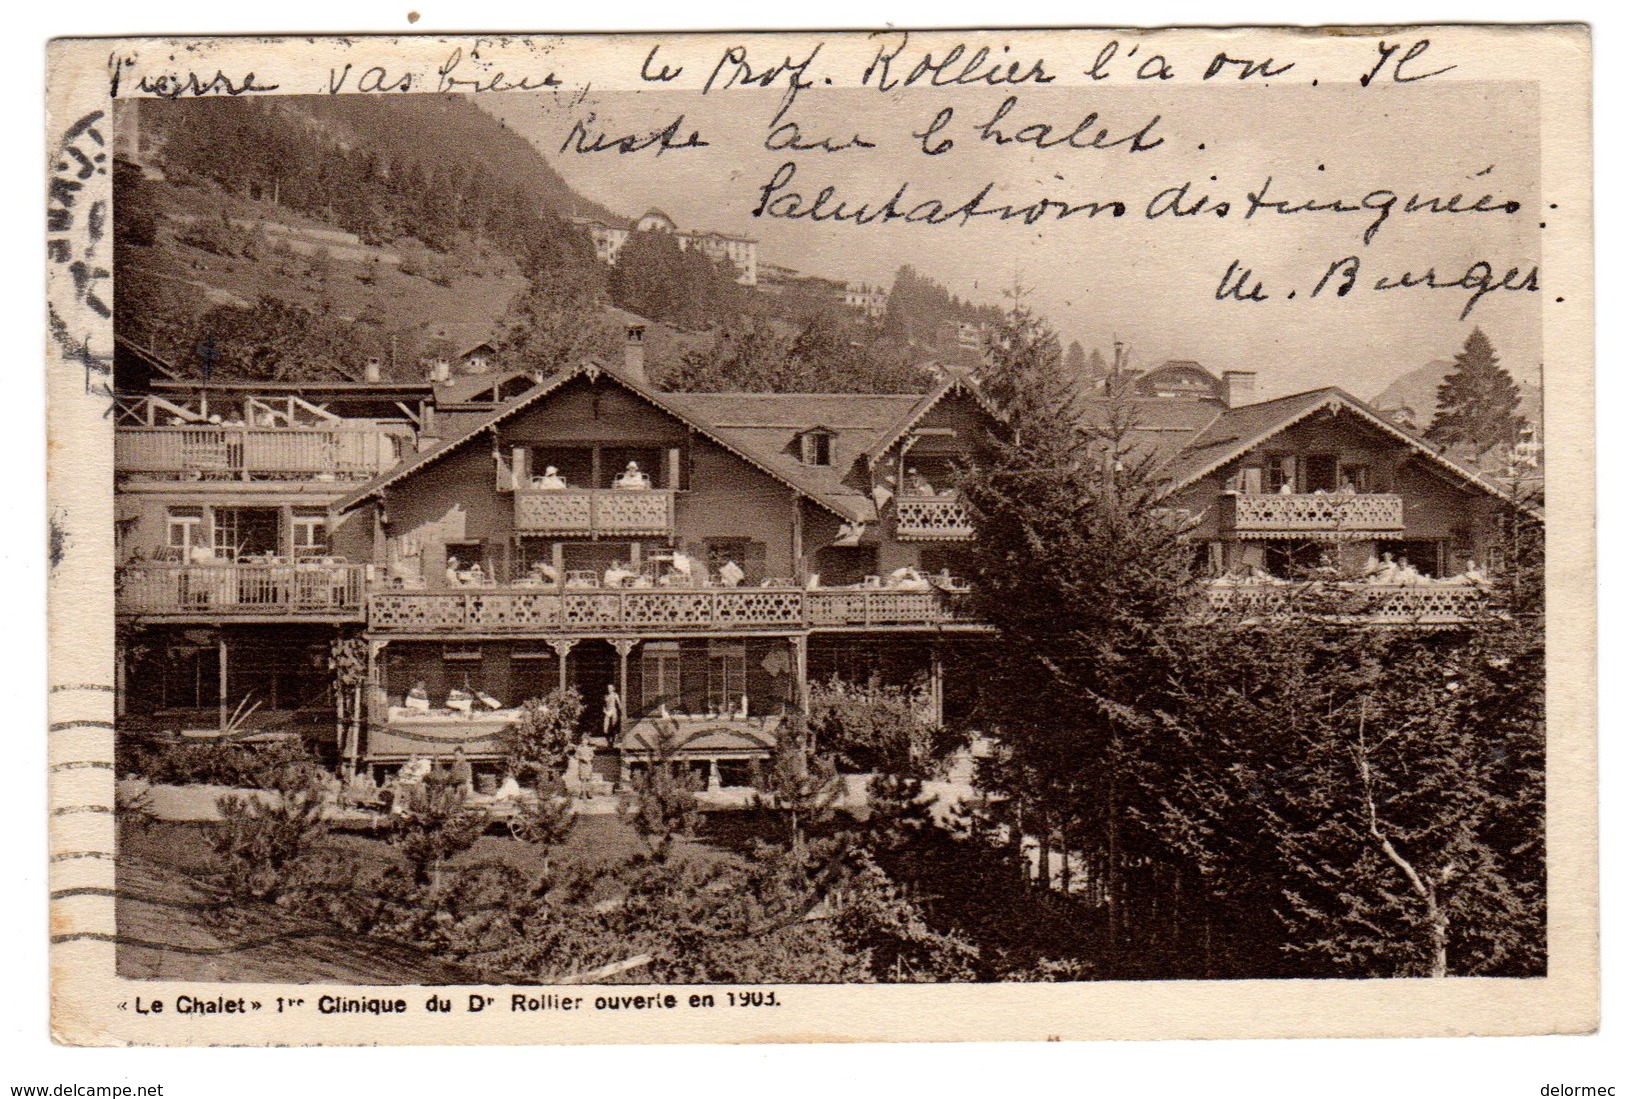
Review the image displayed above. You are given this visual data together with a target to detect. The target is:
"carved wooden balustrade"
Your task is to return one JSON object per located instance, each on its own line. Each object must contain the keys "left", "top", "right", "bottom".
{"left": 367, "top": 585, "right": 970, "bottom": 633}
{"left": 1204, "top": 581, "right": 1487, "bottom": 623}
{"left": 1228, "top": 492, "right": 1404, "bottom": 536}
{"left": 894, "top": 495, "right": 975, "bottom": 541}
{"left": 117, "top": 562, "right": 368, "bottom": 618}
{"left": 115, "top": 427, "right": 399, "bottom": 482}
{"left": 512, "top": 488, "right": 676, "bottom": 537}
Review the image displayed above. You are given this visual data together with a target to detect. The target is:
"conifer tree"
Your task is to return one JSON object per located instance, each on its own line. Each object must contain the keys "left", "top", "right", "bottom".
{"left": 1427, "top": 328, "right": 1529, "bottom": 457}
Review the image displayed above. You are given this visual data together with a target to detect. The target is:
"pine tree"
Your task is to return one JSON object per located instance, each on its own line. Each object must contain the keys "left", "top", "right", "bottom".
{"left": 1427, "top": 328, "right": 1529, "bottom": 457}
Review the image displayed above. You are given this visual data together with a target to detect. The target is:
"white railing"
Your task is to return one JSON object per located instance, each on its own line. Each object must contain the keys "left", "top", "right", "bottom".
{"left": 1204, "top": 580, "right": 1486, "bottom": 623}
{"left": 512, "top": 489, "right": 675, "bottom": 536}
{"left": 1230, "top": 492, "right": 1404, "bottom": 534}
{"left": 368, "top": 585, "right": 970, "bottom": 632}
{"left": 117, "top": 562, "right": 368, "bottom": 616}
{"left": 895, "top": 495, "right": 975, "bottom": 541}
{"left": 115, "top": 428, "right": 399, "bottom": 482}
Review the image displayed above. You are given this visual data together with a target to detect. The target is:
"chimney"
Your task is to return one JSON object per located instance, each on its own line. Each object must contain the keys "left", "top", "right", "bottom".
{"left": 364, "top": 356, "right": 382, "bottom": 383}
{"left": 623, "top": 324, "right": 648, "bottom": 386}
{"left": 1222, "top": 370, "right": 1257, "bottom": 407}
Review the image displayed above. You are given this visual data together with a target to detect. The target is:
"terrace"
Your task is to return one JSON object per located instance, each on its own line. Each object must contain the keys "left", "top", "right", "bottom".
{"left": 116, "top": 427, "right": 401, "bottom": 483}
{"left": 117, "top": 561, "right": 368, "bottom": 620}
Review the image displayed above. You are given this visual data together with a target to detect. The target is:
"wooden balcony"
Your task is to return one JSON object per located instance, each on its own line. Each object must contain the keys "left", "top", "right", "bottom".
{"left": 367, "top": 585, "right": 971, "bottom": 634}
{"left": 895, "top": 495, "right": 975, "bottom": 541}
{"left": 1226, "top": 492, "right": 1404, "bottom": 537}
{"left": 117, "top": 562, "right": 368, "bottom": 619}
{"left": 512, "top": 488, "right": 676, "bottom": 537}
{"left": 1204, "top": 580, "right": 1486, "bottom": 623}
{"left": 115, "top": 427, "right": 399, "bottom": 483}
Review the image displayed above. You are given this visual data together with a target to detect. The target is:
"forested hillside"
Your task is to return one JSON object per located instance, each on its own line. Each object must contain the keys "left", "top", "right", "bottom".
{"left": 114, "top": 94, "right": 1001, "bottom": 391}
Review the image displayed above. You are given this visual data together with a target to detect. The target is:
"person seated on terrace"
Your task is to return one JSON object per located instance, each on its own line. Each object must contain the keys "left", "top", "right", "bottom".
{"left": 445, "top": 555, "right": 462, "bottom": 586}
{"left": 613, "top": 460, "right": 651, "bottom": 489}
{"left": 603, "top": 560, "right": 635, "bottom": 588}
{"left": 449, "top": 747, "right": 475, "bottom": 798}
{"left": 669, "top": 549, "right": 694, "bottom": 581}
{"left": 1462, "top": 558, "right": 1486, "bottom": 584}
{"left": 1392, "top": 557, "right": 1422, "bottom": 586}
{"left": 717, "top": 559, "right": 745, "bottom": 588}
{"left": 188, "top": 543, "right": 217, "bottom": 566}
{"left": 1365, "top": 552, "right": 1400, "bottom": 585}
{"left": 405, "top": 682, "right": 432, "bottom": 712}
{"left": 490, "top": 769, "right": 524, "bottom": 802}
{"left": 463, "top": 561, "right": 485, "bottom": 585}
{"left": 905, "top": 467, "right": 935, "bottom": 496}
{"left": 534, "top": 465, "right": 567, "bottom": 490}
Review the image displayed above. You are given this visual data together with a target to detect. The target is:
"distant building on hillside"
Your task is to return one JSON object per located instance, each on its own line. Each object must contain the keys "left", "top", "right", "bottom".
{"left": 572, "top": 209, "right": 759, "bottom": 286}
{"left": 844, "top": 282, "right": 890, "bottom": 320}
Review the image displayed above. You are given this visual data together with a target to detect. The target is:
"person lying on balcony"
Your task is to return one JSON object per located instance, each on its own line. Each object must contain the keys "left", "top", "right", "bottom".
{"left": 446, "top": 688, "right": 474, "bottom": 715}
{"left": 614, "top": 460, "right": 651, "bottom": 489}
{"left": 1276, "top": 478, "right": 1295, "bottom": 494}
{"left": 1392, "top": 557, "right": 1422, "bottom": 585}
{"left": 1363, "top": 552, "right": 1401, "bottom": 584}
{"left": 1340, "top": 477, "right": 1360, "bottom": 494}
{"left": 906, "top": 467, "right": 935, "bottom": 496}
{"left": 603, "top": 561, "right": 635, "bottom": 588}
{"left": 477, "top": 689, "right": 505, "bottom": 711}
{"left": 405, "top": 682, "right": 432, "bottom": 712}
{"left": 462, "top": 561, "right": 486, "bottom": 586}
{"left": 886, "top": 566, "right": 932, "bottom": 591}
{"left": 527, "top": 560, "right": 561, "bottom": 585}
{"left": 188, "top": 543, "right": 218, "bottom": 566}
{"left": 534, "top": 465, "right": 568, "bottom": 489}
{"left": 717, "top": 559, "right": 745, "bottom": 587}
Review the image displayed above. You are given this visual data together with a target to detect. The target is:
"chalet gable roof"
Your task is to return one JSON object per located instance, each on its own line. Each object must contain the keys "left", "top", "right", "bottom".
{"left": 1161, "top": 386, "right": 1520, "bottom": 504}
{"left": 865, "top": 373, "right": 1002, "bottom": 460}
{"left": 332, "top": 362, "right": 871, "bottom": 522}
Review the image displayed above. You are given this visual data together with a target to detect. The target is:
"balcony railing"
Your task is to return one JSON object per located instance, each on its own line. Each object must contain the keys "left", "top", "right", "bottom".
{"left": 1204, "top": 580, "right": 1487, "bottom": 623}
{"left": 115, "top": 427, "right": 400, "bottom": 482}
{"left": 512, "top": 488, "right": 676, "bottom": 537}
{"left": 895, "top": 495, "right": 975, "bottom": 541}
{"left": 1227, "top": 492, "right": 1404, "bottom": 536}
{"left": 117, "top": 562, "right": 368, "bottom": 618}
{"left": 367, "top": 585, "right": 970, "bottom": 632}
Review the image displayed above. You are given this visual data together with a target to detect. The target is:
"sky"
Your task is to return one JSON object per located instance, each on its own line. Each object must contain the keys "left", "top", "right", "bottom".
{"left": 484, "top": 78, "right": 1542, "bottom": 402}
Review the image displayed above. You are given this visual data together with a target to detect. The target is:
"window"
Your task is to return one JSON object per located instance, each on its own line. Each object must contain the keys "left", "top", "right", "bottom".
{"left": 1302, "top": 454, "right": 1339, "bottom": 494}
{"left": 707, "top": 641, "right": 748, "bottom": 715}
{"left": 800, "top": 431, "right": 833, "bottom": 466}
{"left": 291, "top": 509, "right": 329, "bottom": 558}
{"left": 1264, "top": 540, "right": 1328, "bottom": 577}
{"left": 641, "top": 642, "right": 682, "bottom": 716}
{"left": 167, "top": 507, "right": 205, "bottom": 555}
{"left": 213, "top": 507, "right": 279, "bottom": 559}
{"left": 1264, "top": 455, "right": 1294, "bottom": 493}
{"left": 815, "top": 545, "right": 877, "bottom": 587}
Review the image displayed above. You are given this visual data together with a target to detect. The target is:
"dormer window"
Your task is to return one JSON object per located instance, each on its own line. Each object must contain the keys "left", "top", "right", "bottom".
{"left": 799, "top": 430, "right": 833, "bottom": 467}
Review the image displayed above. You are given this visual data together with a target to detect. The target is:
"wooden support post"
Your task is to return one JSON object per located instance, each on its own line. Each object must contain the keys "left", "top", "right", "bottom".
{"left": 929, "top": 643, "right": 945, "bottom": 727}
{"left": 549, "top": 638, "right": 577, "bottom": 692}
{"left": 790, "top": 496, "right": 804, "bottom": 582}
{"left": 612, "top": 639, "right": 638, "bottom": 739}
{"left": 791, "top": 634, "right": 810, "bottom": 715}
{"left": 217, "top": 631, "right": 229, "bottom": 731}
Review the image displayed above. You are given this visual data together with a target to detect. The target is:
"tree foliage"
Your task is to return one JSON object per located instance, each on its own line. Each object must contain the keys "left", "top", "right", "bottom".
{"left": 1427, "top": 328, "right": 1529, "bottom": 457}
{"left": 497, "top": 687, "right": 585, "bottom": 779}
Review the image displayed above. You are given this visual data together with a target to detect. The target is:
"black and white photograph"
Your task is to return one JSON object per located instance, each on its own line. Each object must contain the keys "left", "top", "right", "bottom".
{"left": 40, "top": 24, "right": 1596, "bottom": 1050}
